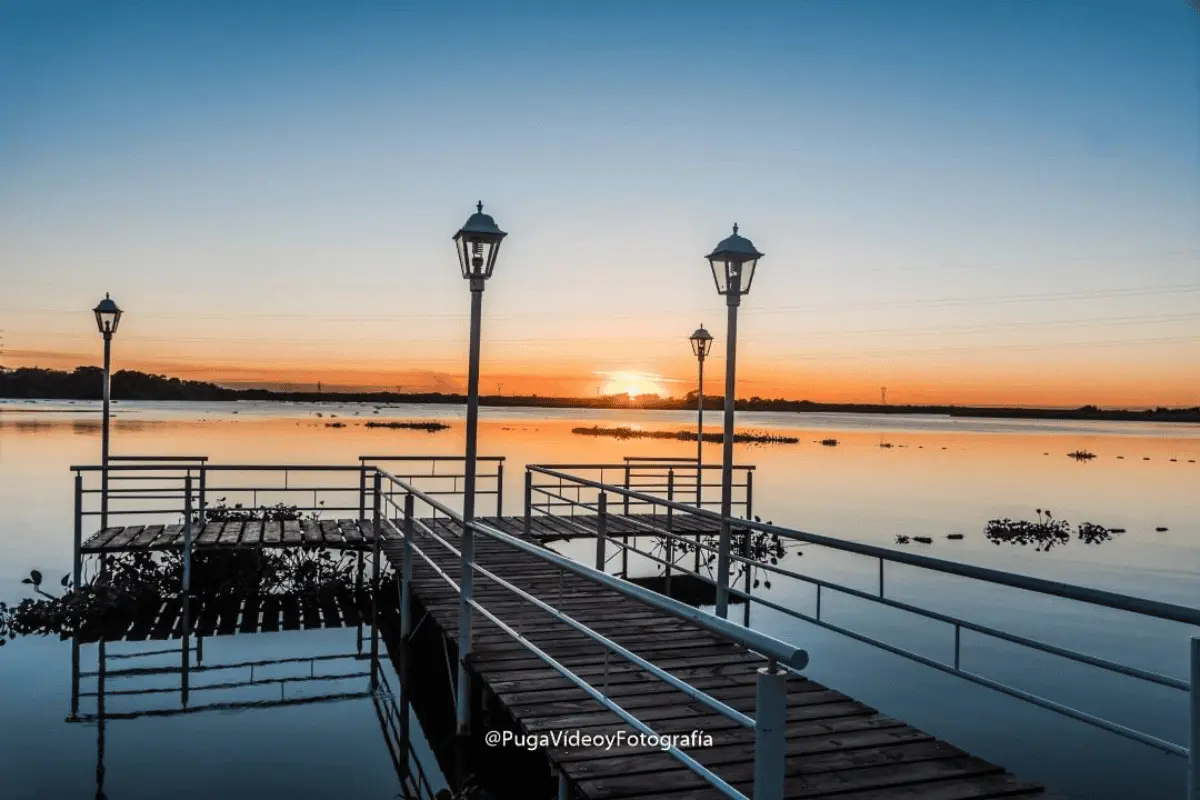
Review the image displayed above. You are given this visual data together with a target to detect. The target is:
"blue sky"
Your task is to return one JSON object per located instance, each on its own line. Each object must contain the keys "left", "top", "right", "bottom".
{"left": 1, "top": 1, "right": 1197, "bottom": 405}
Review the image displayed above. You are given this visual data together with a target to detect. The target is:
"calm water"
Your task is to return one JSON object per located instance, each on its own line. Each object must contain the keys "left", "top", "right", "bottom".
{"left": 1, "top": 399, "right": 1198, "bottom": 799}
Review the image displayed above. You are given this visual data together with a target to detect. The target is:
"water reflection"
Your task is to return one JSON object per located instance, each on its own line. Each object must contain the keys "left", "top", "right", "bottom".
{"left": 71, "top": 631, "right": 449, "bottom": 799}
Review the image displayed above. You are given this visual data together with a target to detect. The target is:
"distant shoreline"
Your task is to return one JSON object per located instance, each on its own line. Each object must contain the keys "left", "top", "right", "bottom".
{"left": 3, "top": 367, "right": 1199, "bottom": 424}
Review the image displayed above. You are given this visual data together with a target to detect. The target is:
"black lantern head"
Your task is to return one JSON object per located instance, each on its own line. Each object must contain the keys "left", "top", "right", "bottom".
{"left": 706, "top": 223, "right": 763, "bottom": 297}
{"left": 453, "top": 202, "right": 507, "bottom": 282}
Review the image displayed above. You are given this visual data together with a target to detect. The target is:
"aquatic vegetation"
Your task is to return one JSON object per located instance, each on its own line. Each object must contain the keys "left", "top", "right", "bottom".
{"left": 0, "top": 547, "right": 387, "bottom": 646}
{"left": 986, "top": 510, "right": 1120, "bottom": 551}
{"left": 364, "top": 420, "right": 450, "bottom": 432}
{"left": 946, "top": 533, "right": 964, "bottom": 540}
{"left": 912, "top": 536, "right": 932, "bottom": 544}
{"left": 326, "top": 421, "right": 346, "bottom": 428}
{"left": 1155, "top": 526, "right": 1169, "bottom": 532}
{"left": 650, "top": 515, "right": 793, "bottom": 592}
{"left": 571, "top": 425, "right": 799, "bottom": 444}
{"left": 895, "top": 535, "right": 911, "bottom": 544}
{"left": 204, "top": 500, "right": 315, "bottom": 523}
{"left": 818, "top": 438, "right": 839, "bottom": 447}
{"left": 1067, "top": 450, "right": 1096, "bottom": 461}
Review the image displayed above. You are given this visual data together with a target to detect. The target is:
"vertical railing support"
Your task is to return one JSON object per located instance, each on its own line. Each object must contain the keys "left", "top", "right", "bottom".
{"left": 401, "top": 492, "right": 414, "bottom": 640}
{"left": 496, "top": 460, "right": 504, "bottom": 517}
{"left": 595, "top": 492, "right": 608, "bottom": 571}
{"left": 70, "top": 471, "right": 83, "bottom": 720}
{"left": 753, "top": 659, "right": 787, "bottom": 800}
{"left": 370, "top": 471, "right": 382, "bottom": 692}
{"left": 745, "top": 469, "right": 754, "bottom": 521}
{"left": 197, "top": 464, "right": 207, "bottom": 526}
{"left": 742, "top": 522, "right": 752, "bottom": 628}
{"left": 524, "top": 469, "right": 532, "bottom": 537}
{"left": 1189, "top": 636, "right": 1199, "bottom": 800}
{"left": 623, "top": 463, "right": 631, "bottom": 516}
{"left": 181, "top": 473, "right": 193, "bottom": 707}
{"left": 665, "top": 470, "right": 675, "bottom": 596}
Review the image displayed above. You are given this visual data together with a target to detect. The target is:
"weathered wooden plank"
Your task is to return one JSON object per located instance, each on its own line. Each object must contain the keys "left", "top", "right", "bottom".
{"left": 319, "top": 591, "right": 342, "bottom": 628}
{"left": 322, "top": 519, "right": 345, "bottom": 546}
{"left": 130, "top": 525, "right": 165, "bottom": 549}
{"left": 281, "top": 595, "right": 301, "bottom": 630}
{"left": 337, "top": 588, "right": 361, "bottom": 626}
{"left": 302, "top": 520, "right": 323, "bottom": 545}
{"left": 218, "top": 521, "right": 243, "bottom": 546}
{"left": 105, "top": 525, "right": 144, "bottom": 551}
{"left": 197, "top": 522, "right": 223, "bottom": 546}
{"left": 300, "top": 594, "right": 323, "bottom": 629}
{"left": 123, "top": 601, "right": 165, "bottom": 641}
{"left": 282, "top": 520, "right": 302, "bottom": 544}
{"left": 83, "top": 527, "right": 125, "bottom": 551}
{"left": 196, "top": 598, "right": 221, "bottom": 637}
{"left": 241, "top": 521, "right": 263, "bottom": 546}
{"left": 263, "top": 520, "right": 282, "bottom": 544}
{"left": 216, "top": 595, "right": 242, "bottom": 635}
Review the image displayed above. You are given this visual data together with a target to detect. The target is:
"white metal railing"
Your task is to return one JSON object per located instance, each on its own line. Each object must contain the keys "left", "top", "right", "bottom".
{"left": 375, "top": 467, "right": 804, "bottom": 800}
{"left": 526, "top": 462, "right": 1200, "bottom": 798}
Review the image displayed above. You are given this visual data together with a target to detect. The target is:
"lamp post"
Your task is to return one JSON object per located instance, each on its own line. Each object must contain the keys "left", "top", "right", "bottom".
{"left": 706, "top": 224, "right": 763, "bottom": 619}
{"left": 688, "top": 325, "right": 713, "bottom": 507}
{"left": 93, "top": 294, "right": 122, "bottom": 530}
{"left": 452, "top": 202, "right": 506, "bottom": 735}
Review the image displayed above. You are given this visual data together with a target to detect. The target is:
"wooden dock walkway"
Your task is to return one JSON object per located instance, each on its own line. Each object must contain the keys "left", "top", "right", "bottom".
{"left": 78, "top": 513, "right": 1053, "bottom": 798}
{"left": 79, "top": 513, "right": 726, "bottom": 554}
{"left": 380, "top": 518, "right": 1053, "bottom": 800}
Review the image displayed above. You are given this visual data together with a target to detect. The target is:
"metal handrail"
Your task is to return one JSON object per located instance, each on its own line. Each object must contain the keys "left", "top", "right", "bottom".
{"left": 376, "top": 468, "right": 801, "bottom": 800}
{"left": 526, "top": 464, "right": 1200, "bottom": 764}
{"left": 528, "top": 466, "right": 1199, "bottom": 626}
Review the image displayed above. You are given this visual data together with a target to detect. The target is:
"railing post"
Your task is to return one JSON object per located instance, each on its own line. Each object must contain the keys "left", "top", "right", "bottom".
{"left": 1190, "top": 636, "right": 1199, "bottom": 800}
{"left": 665, "top": 470, "right": 674, "bottom": 596}
{"left": 523, "top": 469, "right": 532, "bottom": 537}
{"left": 72, "top": 472, "right": 84, "bottom": 590}
{"left": 743, "top": 521, "right": 752, "bottom": 628}
{"left": 496, "top": 460, "right": 504, "bottom": 517}
{"left": 371, "top": 471, "right": 382, "bottom": 692}
{"left": 402, "top": 492, "right": 414, "bottom": 639}
{"left": 456, "top": 519, "right": 475, "bottom": 735}
{"left": 753, "top": 659, "right": 787, "bottom": 800}
{"left": 181, "top": 473, "right": 193, "bottom": 707}
{"left": 595, "top": 492, "right": 607, "bottom": 571}
{"left": 745, "top": 468, "right": 754, "bottom": 521}
{"left": 359, "top": 463, "right": 367, "bottom": 521}
{"left": 623, "top": 463, "right": 631, "bottom": 516}
{"left": 198, "top": 465, "right": 207, "bottom": 527}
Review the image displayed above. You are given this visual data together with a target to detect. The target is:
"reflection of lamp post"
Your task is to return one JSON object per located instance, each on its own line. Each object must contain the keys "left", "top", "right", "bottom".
{"left": 452, "top": 202, "right": 506, "bottom": 735}
{"left": 688, "top": 325, "right": 713, "bottom": 507}
{"left": 706, "top": 225, "right": 763, "bottom": 619}
{"left": 93, "top": 294, "right": 122, "bottom": 529}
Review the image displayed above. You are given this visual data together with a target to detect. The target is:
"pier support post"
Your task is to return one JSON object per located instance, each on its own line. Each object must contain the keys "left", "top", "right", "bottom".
{"left": 70, "top": 472, "right": 83, "bottom": 719}
{"left": 623, "top": 463, "right": 631, "bottom": 516}
{"left": 371, "top": 471, "right": 381, "bottom": 692}
{"left": 664, "top": 470, "right": 674, "bottom": 596}
{"left": 197, "top": 464, "right": 207, "bottom": 526}
{"left": 496, "top": 460, "right": 504, "bottom": 517}
{"left": 524, "top": 469, "right": 532, "bottom": 537}
{"left": 595, "top": 492, "right": 607, "bottom": 571}
{"left": 1190, "top": 636, "right": 1199, "bottom": 800}
{"left": 181, "top": 474, "right": 193, "bottom": 707}
{"left": 753, "top": 660, "right": 787, "bottom": 800}
{"left": 402, "top": 492, "right": 414, "bottom": 639}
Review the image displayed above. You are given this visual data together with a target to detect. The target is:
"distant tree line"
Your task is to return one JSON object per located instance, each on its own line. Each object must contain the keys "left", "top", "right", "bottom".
{"left": 1, "top": 366, "right": 1197, "bottom": 423}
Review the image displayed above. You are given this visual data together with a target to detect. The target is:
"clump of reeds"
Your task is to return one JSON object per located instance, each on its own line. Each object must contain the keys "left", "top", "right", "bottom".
{"left": 818, "top": 438, "right": 839, "bottom": 446}
{"left": 1067, "top": 450, "right": 1096, "bottom": 461}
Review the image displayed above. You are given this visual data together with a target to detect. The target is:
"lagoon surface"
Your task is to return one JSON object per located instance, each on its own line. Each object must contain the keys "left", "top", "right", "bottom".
{"left": 2, "top": 399, "right": 1198, "bottom": 799}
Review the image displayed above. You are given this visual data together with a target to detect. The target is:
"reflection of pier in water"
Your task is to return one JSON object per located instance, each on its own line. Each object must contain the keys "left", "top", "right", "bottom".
{"left": 69, "top": 629, "right": 445, "bottom": 799}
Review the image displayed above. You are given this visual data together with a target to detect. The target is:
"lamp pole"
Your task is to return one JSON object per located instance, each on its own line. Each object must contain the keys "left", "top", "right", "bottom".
{"left": 705, "top": 225, "right": 763, "bottom": 620}
{"left": 452, "top": 202, "right": 507, "bottom": 736}
{"left": 689, "top": 325, "right": 713, "bottom": 507}
{"left": 93, "top": 294, "right": 122, "bottom": 530}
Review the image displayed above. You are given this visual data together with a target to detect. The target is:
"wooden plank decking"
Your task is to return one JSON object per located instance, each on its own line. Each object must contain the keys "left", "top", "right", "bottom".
{"left": 381, "top": 517, "right": 1052, "bottom": 800}
{"left": 79, "top": 513, "right": 730, "bottom": 553}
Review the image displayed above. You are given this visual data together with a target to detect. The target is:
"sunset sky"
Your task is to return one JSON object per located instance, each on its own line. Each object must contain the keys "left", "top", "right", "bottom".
{"left": 1, "top": 1, "right": 1198, "bottom": 407}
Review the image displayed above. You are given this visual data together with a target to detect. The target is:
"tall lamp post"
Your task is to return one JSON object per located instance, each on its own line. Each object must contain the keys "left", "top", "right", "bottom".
{"left": 452, "top": 202, "right": 506, "bottom": 735}
{"left": 93, "top": 294, "right": 122, "bottom": 530}
{"left": 688, "top": 325, "right": 713, "bottom": 507}
{"left": 706, "top": 224, "right": 763, "bottom": 620}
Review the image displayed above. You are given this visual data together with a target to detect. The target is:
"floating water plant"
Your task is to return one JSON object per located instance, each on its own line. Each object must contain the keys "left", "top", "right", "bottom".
{"left": 326, "top": 421, "right": 346, "bottom": 428}
{"left": 947, "top": 533, "right": 964, "bottom": 540}
{"left": 365, "top": 421, "right": 449, "bottom": 432}
{"left": 913, "top": 536, "right": 932, "bottom": 544}
{"left": 1067, "top": 450, "right": 1096, "bottom": 461}
{"left": 818, "top": 438, "right": 839, "bottom": 447}
{"left": 571, "top": 426, "right": 799, "bottom": 444}
{"left": 987, "top": 510, "right": 1119, "bottom": 551}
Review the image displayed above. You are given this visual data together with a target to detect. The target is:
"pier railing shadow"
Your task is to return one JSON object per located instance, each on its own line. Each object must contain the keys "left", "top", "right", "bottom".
{"left": 524, "top": 462, "right": 1200, "bottom": 786}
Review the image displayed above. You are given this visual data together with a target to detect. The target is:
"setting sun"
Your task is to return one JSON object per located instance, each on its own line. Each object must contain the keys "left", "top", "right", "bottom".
{"left": 597, "top": 371, "right": 669, "bottom": 398}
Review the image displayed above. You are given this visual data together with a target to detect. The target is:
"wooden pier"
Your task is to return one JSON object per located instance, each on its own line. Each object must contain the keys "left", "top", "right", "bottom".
{"left": 79, "top": 513, "right": 1054, "bottom": 799}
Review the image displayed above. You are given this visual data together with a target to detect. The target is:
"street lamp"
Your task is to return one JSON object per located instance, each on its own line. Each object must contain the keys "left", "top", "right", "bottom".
{"left": 93, "top": 294, "right": 122, "bottom": 529}
{"left": 452, "top": 202, "right": 506, "bottom": 735}
{"left": 705, "top": 224, "right": 763, "bottom": 619}
{"left": 688, "top": 325, "right": 713, "bottom": 507}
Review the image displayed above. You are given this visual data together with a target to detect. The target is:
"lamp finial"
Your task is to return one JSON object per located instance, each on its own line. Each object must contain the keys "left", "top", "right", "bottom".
{"left": 732, "top": 223, "right": 738, "bottom": 235}
{"left": 477, "top": 201, "right": 483, "bottom": 213}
